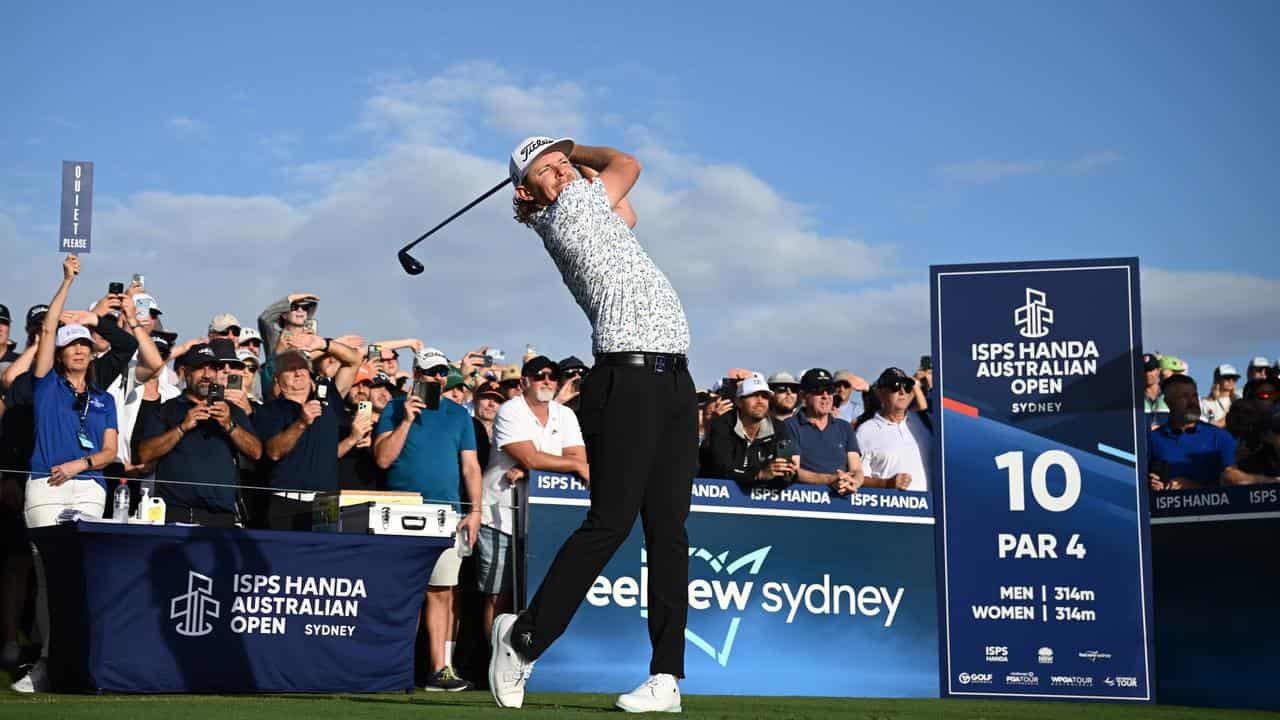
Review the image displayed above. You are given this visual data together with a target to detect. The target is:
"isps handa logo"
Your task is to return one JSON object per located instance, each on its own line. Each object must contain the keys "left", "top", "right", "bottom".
{"left": 1014, "top": 288, "right": 1054, "bottom": 339}
{"left": 586, "top": 545, "right": 905, "bottom": 668}
{"left": 171, "top": 571, "right": 220, "bottom": 637}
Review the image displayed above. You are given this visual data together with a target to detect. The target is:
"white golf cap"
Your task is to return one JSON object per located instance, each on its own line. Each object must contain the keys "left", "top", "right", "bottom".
{"left": 1214, "top": 364, "right": 1240, "bottom": 379}
{"left": 238, "top": 327, "right": 262, "bottom": 345}
{"left": 56, "top": 323, "right": 94, "bottom": 348}
{"left": 509, "top": 136, "right": 575, "bottom": 186}
{"left": 414, "top": 347, "right": 449, "bottom": 371}
{"left": 737, "top": 372, "right": 773, "bottom": 398}
{"left": 767, "top": 371, "right": 799, "bottom": 386}
{"left": 209, "top": 313, "right": 241, "bottom": 333}
{"left": 1249, "top": 356, "right": 1270, "bottom": 369}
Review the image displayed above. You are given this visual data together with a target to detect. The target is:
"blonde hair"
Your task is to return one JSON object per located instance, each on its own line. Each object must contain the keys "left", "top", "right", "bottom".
{"left": 512, "top": 195, "right": 542, "bottom": 227}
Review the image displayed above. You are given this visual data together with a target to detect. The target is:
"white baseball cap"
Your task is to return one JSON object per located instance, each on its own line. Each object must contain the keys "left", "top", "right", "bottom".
{"left": 737, "top": 372, "right": 773, "bottom": 398}
{"left": 414, "top": 347, "right": 449, "bottom": 371}
{"left": 238, "top": 327, "right": 262, "bottom": 345}
{"left": 1249, "top": 356, "right": 1270, "bottom": 369}
{"left": 56, "top": 323, "right": 94, "bottom": 348}
{"left": 209, "top": 313, "right": 241, "bottom": 333}
{"left": 1214, "top": 364, "right": 1240, "bottom": 379}
{"left": 509, "top": 136, "right": 575, "bottom": 186}
{"left": 236, "top": 349, "right": 259, "bottom": 364}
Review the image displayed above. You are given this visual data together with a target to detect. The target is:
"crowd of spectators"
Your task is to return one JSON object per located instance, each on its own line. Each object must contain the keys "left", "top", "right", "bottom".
{"left": 1, "top": 256, "right": 1276, "bottom": 692}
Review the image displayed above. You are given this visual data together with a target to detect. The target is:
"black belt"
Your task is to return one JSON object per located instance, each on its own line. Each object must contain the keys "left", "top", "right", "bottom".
{"left": 595, "top": 352, "right": 688, "bottom": 373}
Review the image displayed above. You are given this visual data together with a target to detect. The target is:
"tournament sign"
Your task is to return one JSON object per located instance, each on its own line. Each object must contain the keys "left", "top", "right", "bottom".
{"left": 930, "top": 258, "right": 1154, "bottom": 701}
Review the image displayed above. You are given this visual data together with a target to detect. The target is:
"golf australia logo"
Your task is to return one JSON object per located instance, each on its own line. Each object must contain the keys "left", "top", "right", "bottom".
{"left": 171, "top": 571, "right": 220, "bottom": 637}
{"left": 1014, "top": 288, "right": 1053, "bottom": 338}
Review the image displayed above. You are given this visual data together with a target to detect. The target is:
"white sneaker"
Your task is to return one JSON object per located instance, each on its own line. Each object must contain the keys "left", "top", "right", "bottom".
{"left": 616, "top": 673, "right": 682, "bottom": 713}
{"left": 488, "top": 613, "right": 534, "bottom": 709}
{"left": 10, "top": 658, "right": 50, "bottom": 693}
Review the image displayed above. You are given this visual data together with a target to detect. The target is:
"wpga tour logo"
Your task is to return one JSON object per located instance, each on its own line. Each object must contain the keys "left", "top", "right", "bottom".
{"left": 171, "top": 571, "right": 220, "bottom": 637}
{"left": 1014, "top": 288, "right": 1053, "bottom": 338}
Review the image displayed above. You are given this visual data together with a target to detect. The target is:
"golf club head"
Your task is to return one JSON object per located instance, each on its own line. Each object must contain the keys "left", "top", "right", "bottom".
{"left": 398, "top": 249, "right": 425, "bottom": 275}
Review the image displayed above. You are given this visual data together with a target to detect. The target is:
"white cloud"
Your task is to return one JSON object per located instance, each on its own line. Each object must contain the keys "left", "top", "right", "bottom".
{"left": 1141, "top": 267, "right": 1280, "bottom": 357}
{"left": 937, "top": 159, "right": 1042, "bottom": 184}
{"left": 1068, "top": 150, "right": 1122, "bottom": 174}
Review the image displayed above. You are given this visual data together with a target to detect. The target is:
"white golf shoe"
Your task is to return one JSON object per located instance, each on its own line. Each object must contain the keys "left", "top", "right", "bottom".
{"left": 616, "top": 673, "right": 682, "bottom": 713}
{"left": 489, "top": 613, "right": 535, "bottom": 709}
{"left": 11, "top": 658, "right": 50, "bottom": 693}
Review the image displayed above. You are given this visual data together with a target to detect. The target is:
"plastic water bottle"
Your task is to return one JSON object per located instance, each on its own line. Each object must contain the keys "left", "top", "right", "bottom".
{"left": 455, "top": 526, "right": 473, "bottom": 558}
{"left": 113, "top": 479, "right": 130, "bottom": 523}
{"left": 136, "top": 486, "right": 150, "bottom": 520}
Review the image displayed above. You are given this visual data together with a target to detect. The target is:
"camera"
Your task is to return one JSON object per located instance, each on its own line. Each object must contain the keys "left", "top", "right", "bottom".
{"left": 108, "top": 282, "right": 124, "bottom": 295}
{"left": 225, "top": 374, "right": 243, "bottom": 391}
{"left": 206, "top": 383, "right": 225, "bottom": 403}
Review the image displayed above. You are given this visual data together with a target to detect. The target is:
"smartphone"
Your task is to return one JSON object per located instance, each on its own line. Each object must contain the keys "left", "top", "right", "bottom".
{"left": 132, "top": 273, "right": 145, "bottom": 289}
{"left": 774, "top": 436, "right": 795, "bottom": 462}
{"left": 720, "top": 378, "right": 739, "bottom": 399}
{"left": 367, "top": 344, "right": 381, "bottom": 361}
{"left": 412, "top": 380, "right": 441, "bottom": 411}
{"left": 920, "top": 355, "right": 933, "bottom": 371}
{"left": 486, "top": 348, "right": 505, "bottom": 363}
{"left": 226, "top": 374, "right": 243, "bottom": 391}
{"left": 108, "top": 282, "right": 125, "bottom": 295}
{"left": 315, "top": 383, "right": 329, "bottom": 407}
{"left": 206, "top": 383, "right": 225, "bottom": 403}
{"left": 357, "top": 400, "right": 372, "bottom": 417}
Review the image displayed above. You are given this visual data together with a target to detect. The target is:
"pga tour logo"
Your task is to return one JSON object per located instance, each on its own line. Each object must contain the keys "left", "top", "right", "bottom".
{"left": 957, "top": 672, "right": 993, "bottom": 685}
{"left": 1005, "top": 671, "right": 1040, "bottom": 686}
{"left": 1014, "top": 288, "right": 1053, "bottom": 338}
{"left": 171, "top": 571, "right": 220, "bottom": 637}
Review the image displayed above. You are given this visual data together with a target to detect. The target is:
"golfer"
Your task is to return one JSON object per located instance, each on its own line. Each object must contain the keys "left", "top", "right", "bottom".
{"left": 489, "top": 137, "right": 695, "bottom": 714}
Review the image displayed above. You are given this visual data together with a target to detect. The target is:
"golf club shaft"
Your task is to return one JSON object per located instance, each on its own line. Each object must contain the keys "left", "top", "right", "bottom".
{"left": 399, "top": 178, "right": 512, "bottom": 254}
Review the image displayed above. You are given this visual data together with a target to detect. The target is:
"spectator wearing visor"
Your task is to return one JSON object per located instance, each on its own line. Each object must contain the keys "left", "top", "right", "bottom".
{"left": 856, "top": 368, "right": 932, "bottom": 492}
{"left": 784, "top": 368, "right": 863, "bottom": 495}
{"left": 477, "top": 356, "right": 586, "bottom": 639}
{"left": 15, "top": 256, "right": 120, "bottom": 694}
{"left": 700, "top": 372, "right": 799, "bottom": 485}
{"left": 767, "top": 371, "right": 800, "bottom": 423}
{"left": 255, "top": 335, "right": 362, "bottom": 531}
{"left": 1201, "top": 364, "right": 1241, "bottom": 428}
{"left": 138, "top": 340, "right": 261, "bottom": 526}
{"left": 373, "top": 347, "right": 482, "bottom": 692}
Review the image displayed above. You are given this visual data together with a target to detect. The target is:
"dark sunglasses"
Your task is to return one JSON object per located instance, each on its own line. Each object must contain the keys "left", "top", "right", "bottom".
{"left": 290, "top": 302, "right": 313, "bottom": 311}
{"left": 244, "top": 363, "right": 260, "bottom": 373}
{"left": 806, "top": 386, "right": 834, "bottom": 396}
{"left": 529, "top": 371, "right": 560, "bottom": 382}
{"left": 882, "top": 380, "right": 916, "bottom": 393}
{"left": 213, "top": 327, "right": 241, "bottom": 336}
{"left": 770, "top": 385, "right": 798, "bottom": 394}
{"left": 562, "top": 368, "right": 585, "bottom": 378}
{"left": 420, "top": 366, "right": 449, "bottom": 378}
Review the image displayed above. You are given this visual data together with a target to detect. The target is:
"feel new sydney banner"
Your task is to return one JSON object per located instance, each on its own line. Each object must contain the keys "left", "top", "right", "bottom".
{"left": 525, "top": 472, "right": 941, "bottom": 697}
{"left": 930, "top": 258, "right": 1155, "bottom": 701}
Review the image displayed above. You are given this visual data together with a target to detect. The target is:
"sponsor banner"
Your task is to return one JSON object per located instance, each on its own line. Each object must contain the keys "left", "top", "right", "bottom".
{"left": 931, "top": 259, "right": 1155, "bottom": 701}
{"left": 530, "top": 472, "right": 934, "bottom": 523}
{"left": 59, "top": 161, "right": 94, "bottom": 253}
{"left": 32, "top": 523, "right": 447, "bottom": 693}
{"left": 526, "top": 472, "right": 940, "bottom": 696}
{"left": 1149, "top": 485, "right": 1280, "bottom": 522}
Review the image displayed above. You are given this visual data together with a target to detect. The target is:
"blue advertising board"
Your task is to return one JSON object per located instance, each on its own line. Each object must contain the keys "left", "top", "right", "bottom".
{"left": 59, "top": 160, "right": 94, "bottom": 253}
{"left": 930, "top": 259, "right": 1154, "bottom": 701}
{"left": 524, "top": 472, "right": 940, "bottom": 697}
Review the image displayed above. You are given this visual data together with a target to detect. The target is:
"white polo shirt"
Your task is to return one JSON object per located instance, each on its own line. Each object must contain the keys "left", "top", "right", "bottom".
{"left": 481, "top": 394, "right": 584, "bottom": 534}
{"left": 854, "top": 412, "right": 931, "bottom": 492}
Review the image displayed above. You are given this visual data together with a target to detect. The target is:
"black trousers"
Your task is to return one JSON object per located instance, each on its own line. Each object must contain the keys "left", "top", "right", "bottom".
{"left": 164, "top": 505, "right": 239, "bottom": 528}
{"left": 266, "top": 496, "right": 314, "bottom": 531}
{"left": 512, "top": 362, "right": 697, "bottom": 677}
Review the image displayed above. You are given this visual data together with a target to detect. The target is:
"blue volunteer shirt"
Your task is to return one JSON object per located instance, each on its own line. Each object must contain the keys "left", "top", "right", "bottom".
{"left": 375, "top": 396, "right": 475, "bottom": 508}
{"left": 31, "top": 371, "right": 118, "bottom": 490}
{"left": 784, "top": 411, "right": 859, "bottom": 474}
{"left": 254, "top": 380, "right": 342, "bottom": 493}
{"left": 1148, "top": 421, "right": 1237, "bottom": 487}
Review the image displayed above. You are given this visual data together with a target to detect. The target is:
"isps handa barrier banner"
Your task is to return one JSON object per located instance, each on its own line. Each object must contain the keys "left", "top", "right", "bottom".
{"left": 525, "top": 472, "right": 940, "bottom": 697}
{"left": 930, "top": 258, "right": 1154, "bottom": 702}
{"left": 31, "top": 523, "right": 448, "bottom": 693}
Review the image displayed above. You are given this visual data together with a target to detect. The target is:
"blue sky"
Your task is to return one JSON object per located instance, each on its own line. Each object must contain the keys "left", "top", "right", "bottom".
{"left": 3, "top": 1, "right": 1277, "bottom": 387}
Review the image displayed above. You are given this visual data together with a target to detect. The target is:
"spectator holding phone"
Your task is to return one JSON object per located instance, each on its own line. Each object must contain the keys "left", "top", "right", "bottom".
{"left": 477, "top": 356, "right": 585, "bottom": 640}
{"left": 856, "top": 368, "right": 932, "bottom": 492}
{"left": 138, "top": 340, "right": 261, "bottom": 525}
{"left": 784, "top": 368, "right": 864, "bottom": 495}
{"left": 337, "top": 364, "right": 382, "bottom": 491}
{"left": 373, "top": 347, "right": 482, "bottom": 692}
{"left": 14, "top": 255, "right": 120, "bottom": 694}
{"left": 831, "top": 369, "right": 867, "bottom": 424}
{"left": 699, "top": 372, "right": 798, "bottom": 485}
{"left": 555, "top": 355, "right": 589, "bottom": 412}
{"left": 255, "top": 337, "right": 361, "bottom": 530}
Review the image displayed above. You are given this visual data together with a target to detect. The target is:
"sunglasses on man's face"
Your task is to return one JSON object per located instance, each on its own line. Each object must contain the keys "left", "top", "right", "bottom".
{"left": 530, "top": 371, "right": 560, "bottom": 383}
{"left": 290, "top": 303, "right": 313, "bottom": 312}
{"left": 420, "top": 366, "right": 449, "bottom": 378}
{"left": 770, "top": 385, "right": 798, "bottom": 394}
{"left": 213, "top": 327, "right": 241, "bottom": 337}
{"left": 883, "top": 380, "right": 916, "bottom": 394}
{"left": 562, "top": 369, "right": 585, "bottom": 378}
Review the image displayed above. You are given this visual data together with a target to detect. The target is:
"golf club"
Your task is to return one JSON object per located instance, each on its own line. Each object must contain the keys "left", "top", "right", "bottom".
{"left": 397, "top": 178, "right": 513, "bottom": 275}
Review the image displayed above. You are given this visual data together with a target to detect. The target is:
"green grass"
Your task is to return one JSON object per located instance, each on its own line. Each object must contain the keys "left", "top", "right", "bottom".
{"left": 1, "top": 671, "right": 1275, "bottom": 720}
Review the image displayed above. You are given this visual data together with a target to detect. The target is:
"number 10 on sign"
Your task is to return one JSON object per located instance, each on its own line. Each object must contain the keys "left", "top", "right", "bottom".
{"left": 995, "top": 450, "right": 1086, "bottom": 560}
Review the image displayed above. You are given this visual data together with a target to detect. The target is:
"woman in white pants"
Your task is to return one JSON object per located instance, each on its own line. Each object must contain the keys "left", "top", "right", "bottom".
{"left": 12, "top": 255, "right": 119, "bottom": 694}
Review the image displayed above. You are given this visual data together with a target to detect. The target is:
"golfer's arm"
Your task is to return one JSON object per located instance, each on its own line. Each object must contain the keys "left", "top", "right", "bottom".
{"left": 571, "top": 144, "right": 640, "bottom": 209}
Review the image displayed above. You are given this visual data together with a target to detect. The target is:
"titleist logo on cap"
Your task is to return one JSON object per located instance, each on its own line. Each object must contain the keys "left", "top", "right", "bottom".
{"left": 520, "top": 138, "right": 555, "bottom": 161}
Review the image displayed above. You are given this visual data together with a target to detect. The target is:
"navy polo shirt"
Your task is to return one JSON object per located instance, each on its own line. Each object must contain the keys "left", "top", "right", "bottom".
{"left": 254, "top": 380, "right": 342, "bottom": 492}
{"left": 1148, "top": 421, "right": 1236, "bottom": 487}
{"left": 374, "top": 396, "right": 475, "bottom": 508}
{"left": 31, "top": 371, "right": 117, "bottom": 490}
{"left": 143, "top": 394, "right": 254, "bottom": 512}
{"left": 784, "top": 411, "right": 859, "bottom": 474}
